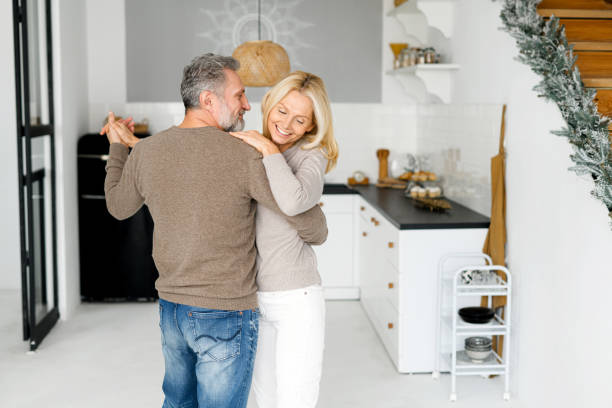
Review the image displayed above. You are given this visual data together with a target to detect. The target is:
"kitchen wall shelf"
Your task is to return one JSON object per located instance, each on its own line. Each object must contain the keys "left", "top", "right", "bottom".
{"left": 386, "top": 64, "right": 460, "bottom": 74}
{"left": 387, "top": 0, "right": 455, "bottom": 39}
{"left": 386, "top": 64, "right": 460, "bottom": 103}
{"left": 433, "top": 253, "right": 512, "bottom": 402}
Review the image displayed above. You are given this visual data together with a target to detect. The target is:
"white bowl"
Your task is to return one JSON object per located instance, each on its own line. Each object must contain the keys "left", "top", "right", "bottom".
{"left": 465, "top": 349, "right": 491, "bottom": 362}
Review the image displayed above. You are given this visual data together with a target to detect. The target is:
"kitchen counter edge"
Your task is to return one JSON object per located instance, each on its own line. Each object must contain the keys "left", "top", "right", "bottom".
{"left": 323, "top": 183, "right": 490, "bottom": 230}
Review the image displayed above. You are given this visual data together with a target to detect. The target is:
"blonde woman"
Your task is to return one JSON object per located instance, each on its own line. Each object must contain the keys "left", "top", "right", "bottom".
{"left": 229, "top": 71, "right": 337, "bottom": 408}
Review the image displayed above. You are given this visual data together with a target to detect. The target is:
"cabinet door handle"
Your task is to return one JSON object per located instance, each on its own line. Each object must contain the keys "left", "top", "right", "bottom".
{"left": 370, "top": 217, "right": 375, "bottom": 222}
{"left": 81, "top": 194, "right": 106, "bottom": 200}
{"left": 360, "top": 206, "right": 365, "bottom": 211}
{"left": 388, "top": 242, "right": 394, "bottom": 248}
{"left": 388, "top": 323, "right": 394, "bottom": 329}
{"left": 374, "top": 220, "right": 380, "bottom": 226}
{"left": 318, "top": 202, "right": 324, "bottom": 207}
{"left": 362, "top": 232, "right": 367, "bottom": 237}
{"left": 78, "top": 154, "right": 109, "bottom": 161}
{"left": 388, "top": 282, "right": 394, "bottom": 289}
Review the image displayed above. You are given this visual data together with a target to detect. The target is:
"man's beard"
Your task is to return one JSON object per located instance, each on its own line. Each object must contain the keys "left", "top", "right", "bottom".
{"left": 217, "top": 100, "right": 245, "bottom": 132}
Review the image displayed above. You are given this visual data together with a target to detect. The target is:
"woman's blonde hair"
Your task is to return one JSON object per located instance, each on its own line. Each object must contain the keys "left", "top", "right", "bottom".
{"left": 261, "top": 71, "right": 338, "bottom": 173}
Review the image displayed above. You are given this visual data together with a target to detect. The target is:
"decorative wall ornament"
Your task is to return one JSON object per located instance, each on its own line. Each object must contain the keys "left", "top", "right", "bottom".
{"left": 500, "top": 0, "right": 612, "bottom": 225}
{"left": 197, "top": 0, "right": 313, "bottom": 71}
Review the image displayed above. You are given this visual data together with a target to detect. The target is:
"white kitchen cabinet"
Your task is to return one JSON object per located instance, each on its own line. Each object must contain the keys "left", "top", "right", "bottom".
{"left": 313, "top": 194, "right": 359, "bottom": 299}
{"left": 356, "top": 195, "right": 488, "bottom": 373}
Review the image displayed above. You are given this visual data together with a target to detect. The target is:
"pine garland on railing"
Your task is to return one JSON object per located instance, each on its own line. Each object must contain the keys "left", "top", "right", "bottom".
{"left": 500, "top": 0, "right": 612, "bottom": 223}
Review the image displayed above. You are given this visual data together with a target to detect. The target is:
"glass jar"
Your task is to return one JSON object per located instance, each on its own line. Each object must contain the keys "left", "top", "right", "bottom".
{"left": 424, "top": 47, "right": 438, "bottom": 64}
{"left": 416, "top": 48, "right": 426, "bottom": 64}
{"left": 407, "top": 48, "right": 419, "bottom": 66}
{"left": 398, "top": 48, "right": 410, "bottom": 68}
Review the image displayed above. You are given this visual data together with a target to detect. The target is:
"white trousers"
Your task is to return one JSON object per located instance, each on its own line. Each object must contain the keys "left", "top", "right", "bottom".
{"left": 252, "top": 285, "right": 326, "bottom": 408}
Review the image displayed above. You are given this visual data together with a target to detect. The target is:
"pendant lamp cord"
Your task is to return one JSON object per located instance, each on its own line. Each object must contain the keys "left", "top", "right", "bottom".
{"left": 258, "top": 0, "right": 261, "bottom": 40}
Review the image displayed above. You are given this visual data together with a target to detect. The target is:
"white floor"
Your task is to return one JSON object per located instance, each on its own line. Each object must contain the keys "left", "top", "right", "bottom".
{"left": 0, "top": 290, "right": 515, "bottom": 408}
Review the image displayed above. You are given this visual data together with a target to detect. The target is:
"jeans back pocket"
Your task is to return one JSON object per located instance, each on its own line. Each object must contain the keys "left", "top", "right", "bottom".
{"left": 188, "top": 310, "right": 242, "bottom": 362}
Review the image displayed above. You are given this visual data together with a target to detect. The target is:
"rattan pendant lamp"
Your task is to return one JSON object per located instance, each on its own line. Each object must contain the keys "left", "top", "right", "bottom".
{"left": 232, "top": 0, "right": 290, "bottom": 87}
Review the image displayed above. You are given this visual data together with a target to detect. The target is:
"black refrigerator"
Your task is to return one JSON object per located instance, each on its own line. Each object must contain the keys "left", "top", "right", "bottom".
{"left": 77, "top": 134, "right": 158, "bottom": 301}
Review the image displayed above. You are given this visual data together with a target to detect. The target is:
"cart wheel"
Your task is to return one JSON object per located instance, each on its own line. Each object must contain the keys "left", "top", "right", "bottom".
{"left": 432, "top": 371, "right": 440, "bottom": 380}
{"left": 449, "top": 393, "right": 457, "bottom": 402}
{"left": 503, "top": 392, "right": 510, "bottom": 401}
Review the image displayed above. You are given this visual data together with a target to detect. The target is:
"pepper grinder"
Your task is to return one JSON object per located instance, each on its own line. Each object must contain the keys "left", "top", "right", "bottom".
{"left": 376, "top": 149, "right": 390, "bottom": 181}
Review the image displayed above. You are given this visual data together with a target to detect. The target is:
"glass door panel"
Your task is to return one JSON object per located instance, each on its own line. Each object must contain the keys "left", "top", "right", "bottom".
{"left": 30, "top": 134, "right": 50, "bottom": 172}
{"left": 25, "top": 0, "right": 49, "bottom": 126}
{"left": 31, "top": 171, "right": 49, "bottom": 324}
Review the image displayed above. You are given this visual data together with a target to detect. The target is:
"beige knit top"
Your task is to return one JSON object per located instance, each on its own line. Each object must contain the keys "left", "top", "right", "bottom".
{"left": 255, "top": 140, "right": 328, "bottom": 292}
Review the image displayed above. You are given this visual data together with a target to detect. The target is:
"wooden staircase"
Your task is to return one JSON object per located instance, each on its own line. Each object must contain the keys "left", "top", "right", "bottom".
{"left": 538, "top": 0, "right": 612, "bottom": 118}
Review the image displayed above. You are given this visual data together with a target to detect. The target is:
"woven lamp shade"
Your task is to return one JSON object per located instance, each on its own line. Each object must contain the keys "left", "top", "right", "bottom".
{"left": 232, "top": 40, "right": 290, "bottom": 87}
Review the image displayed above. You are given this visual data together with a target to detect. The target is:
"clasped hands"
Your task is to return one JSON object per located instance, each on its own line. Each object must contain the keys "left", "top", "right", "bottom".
{"left": 100, "top": 112, "right": 140, "bottom": 148}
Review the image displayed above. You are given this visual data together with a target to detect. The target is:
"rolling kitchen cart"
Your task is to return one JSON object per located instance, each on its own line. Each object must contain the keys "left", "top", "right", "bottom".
{"left": 432, "top": 253, "right": 511, "bottom": 401}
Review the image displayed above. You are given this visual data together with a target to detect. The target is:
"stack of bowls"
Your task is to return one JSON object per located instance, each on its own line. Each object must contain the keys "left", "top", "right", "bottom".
{"left": 464, "top": 337, "right": 492, "bottom": 362}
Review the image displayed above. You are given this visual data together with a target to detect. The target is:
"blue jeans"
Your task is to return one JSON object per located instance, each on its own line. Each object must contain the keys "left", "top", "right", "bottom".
{"left": 158, "top": 299, "right": 259, "bottom": 408}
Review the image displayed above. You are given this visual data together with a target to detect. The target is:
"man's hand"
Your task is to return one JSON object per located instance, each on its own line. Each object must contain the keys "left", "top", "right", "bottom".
{"left": 100, "top": 114, "right": 135, "bottom": 136}
{"left": 109, "top": 113, "right": 142, "bottom": 148}
{"left": 116, "top": 125, "right": 142, "bottom": 148}
{"left": 105, "top": 112, "right": 124, "bottom": 145}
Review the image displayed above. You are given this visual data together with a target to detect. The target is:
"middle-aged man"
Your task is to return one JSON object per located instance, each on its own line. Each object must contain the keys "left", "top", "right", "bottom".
{"left": 103, "top": 53, "right": 328, "bottom": 408}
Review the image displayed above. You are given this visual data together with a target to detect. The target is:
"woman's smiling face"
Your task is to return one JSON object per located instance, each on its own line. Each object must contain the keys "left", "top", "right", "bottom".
{"left": 266, "top": 90, "right": 315, "bottom": 151}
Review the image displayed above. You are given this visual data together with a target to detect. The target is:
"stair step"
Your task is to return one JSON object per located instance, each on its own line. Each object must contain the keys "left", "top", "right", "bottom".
{"left": 584, "top": 77, "right": 612, "bottom": 88}
{"left": 575, "top": 52, "right": 612, "bottom": 85}
{"left": 539, "top": 9, "right": 612, "bottom": 19}
{"left": 560, "top": 19, "right": 612, "bottom": 50}
{"left": 595, "top": 89, "right": 612, "bottom": 117}
{"left": 571, "top": 42, "right": 612, "bottom": 51}
{"left": 574, "top": 53, "right": 612, "bottom": 87}
{"left": 538, "top": 0, "right": 612, "bottom": 18}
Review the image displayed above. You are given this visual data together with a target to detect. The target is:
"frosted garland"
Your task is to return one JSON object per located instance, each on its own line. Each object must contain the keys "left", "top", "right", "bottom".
{"left": 500, "top": 0, "right": 612, "bottom": 224}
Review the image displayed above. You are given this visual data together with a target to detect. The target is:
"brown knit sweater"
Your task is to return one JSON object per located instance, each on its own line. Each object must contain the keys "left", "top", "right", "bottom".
{"left": 104, "top": 126, "right": 328, "bottom": 310}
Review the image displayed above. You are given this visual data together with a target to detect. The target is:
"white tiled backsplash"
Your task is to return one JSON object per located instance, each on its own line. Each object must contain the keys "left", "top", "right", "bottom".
{"left": 417, "top": 104, "right": 504, "bottom": 217}
{"left": 89, "top": 102, "right": 501, "bottom": 216}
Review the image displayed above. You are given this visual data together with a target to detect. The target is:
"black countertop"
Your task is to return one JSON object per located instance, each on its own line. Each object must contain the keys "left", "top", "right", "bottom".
{"left": 324, "top": 184, "right": 490, "bottom": 230}
{"left": 322, "top": 183, "right": 359, "bottom": 195}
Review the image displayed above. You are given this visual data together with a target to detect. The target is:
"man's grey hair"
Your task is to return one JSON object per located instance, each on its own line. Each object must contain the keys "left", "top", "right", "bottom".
{"left": 180, "top": 53, "right": 240, "bottom": 110}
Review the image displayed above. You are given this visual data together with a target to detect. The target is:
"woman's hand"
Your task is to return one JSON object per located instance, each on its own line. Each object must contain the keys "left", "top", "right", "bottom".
{"left": 106, "top": 112, "right": 142, "bottom": 148}
{"left": 229, "top": 130, "right": 280, "bottom": 156}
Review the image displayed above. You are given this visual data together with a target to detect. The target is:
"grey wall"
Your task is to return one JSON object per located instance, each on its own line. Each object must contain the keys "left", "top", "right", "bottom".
{"left": 126, "top": 0, "right": 382, "bottom": 103}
